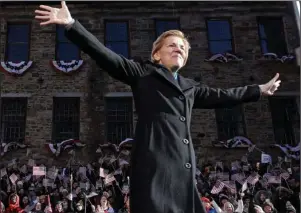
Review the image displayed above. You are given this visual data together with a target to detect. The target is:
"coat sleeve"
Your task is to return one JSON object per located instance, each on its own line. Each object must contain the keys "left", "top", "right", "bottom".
{"left": 193, "top": 84, "right": 261, "bottom": 109}
{"left": 64, "top": 20, "right": 146, "bottom": 85}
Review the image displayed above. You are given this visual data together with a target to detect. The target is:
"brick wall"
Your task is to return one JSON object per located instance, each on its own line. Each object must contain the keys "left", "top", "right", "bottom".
{"left": 0, "top": 2, "right": 299, "bottom": 167}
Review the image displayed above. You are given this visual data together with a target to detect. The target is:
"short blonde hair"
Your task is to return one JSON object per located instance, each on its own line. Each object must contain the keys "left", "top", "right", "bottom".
{"left": 151, "top": 30, "right": 191, "bottom": 66}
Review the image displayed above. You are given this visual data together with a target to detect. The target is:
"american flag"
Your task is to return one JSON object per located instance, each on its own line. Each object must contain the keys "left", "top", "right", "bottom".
{"left": 246, "top": 172, "right": 259, "bottom": 185}
{"left": 217, "top": 172, "right": 229, "bottom": 181}
{"left": 231, "top": 173, "right": 245, "bottom": 185}
{"left": 223, "top": 181, "right": 236, "bottom": 193}
{"left": 104, "top": 173, "right": 116, "bottom": 185}
{"left": 33, "top": 166, "right": 46, "bottom": 176}
{"left": 280, "top": 172, "right": 290, "bottom": 180}
{"left": 268, "top": 176, "right": 281, "bottom": 184}
{"left": 99, "top": 168, "right": 108, "bottom": 178}
{"left": 210, "top": 180, "right": 225, "bottom": 194}
{"left": 263, "top": 173, "right": 272, "bottom": 180}
{"left": 113, "top": 168, "right": 122, "bottom": 175}
{"left": 241, "top": 181, "right": 248, "bottom": 192}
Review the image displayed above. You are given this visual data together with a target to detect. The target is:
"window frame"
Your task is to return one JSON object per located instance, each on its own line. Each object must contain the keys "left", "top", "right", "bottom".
{"left": 5, "top": 22, "right": 31, "bottom": 62}
{"left": 104, "top": 96, "right": 134, "bottom": 144}
{"left": 205, "top": 17, "right": 235, "bottom": 55}
{"left": 154, "top": 18, "right": 181, "bottom": 38}
{"left": 55, "top": 25, "right": 81, "bottom": 61}
{"left": 268, "top": 96, "right": 299, "bottom": 145}
{"left": 256, "top": 16, "right": 288, "bottom": 55}
{"left": 0, "top": 97, "right": 28, "bottom": 143}
{"left": 104, "top": 19, "right": 131, "bottom": 59}
{"left": 215, "top": 105, "right": 247, "bottom": 141}
{"left": 52, "top": 97, "right": 80, "bottom": 143}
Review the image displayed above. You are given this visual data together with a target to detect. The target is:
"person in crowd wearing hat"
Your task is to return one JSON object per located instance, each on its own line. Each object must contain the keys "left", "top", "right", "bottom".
{"left": 201, "top": 197, "right": 217, "bottom": 213}
{"left": 285, "top": 201, "right": 296, "bottom": 213}
{"left": 34, "top": 2, "right": 282, "bottom": 213}
{"left": 253, "top": 204, "right": 265, "bottom": 213}
{"left": 219, "top": 194, "right": 230, "bottom": 209}
{"left": 262, "top": 200, "right": 276, "bottom": 213}
{"left": 222, "top": 201, "right": 235, "bottom": 213}
{"left": 75, "top": 200, "right": 85, "bottom": 213}
{"left": 5, "top": 193, "right": 24, "bottom": 213}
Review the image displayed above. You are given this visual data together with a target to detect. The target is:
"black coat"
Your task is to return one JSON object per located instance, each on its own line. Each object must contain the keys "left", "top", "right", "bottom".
{"left": 65, "top": 20, "right": 261, "bottom": 213}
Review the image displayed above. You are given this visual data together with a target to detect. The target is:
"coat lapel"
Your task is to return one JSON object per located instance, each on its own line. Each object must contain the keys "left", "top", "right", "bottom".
{"left": 177, "top": 75, "right": 198, "bottom": 94}
{"left": 146, "top": 60, "right": 197, "bottom": 94}
{"left": 153, "top": 66, "right": 183, "bottom": 93}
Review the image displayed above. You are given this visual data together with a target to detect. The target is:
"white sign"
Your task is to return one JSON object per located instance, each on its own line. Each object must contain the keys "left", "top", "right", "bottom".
{"left": 261, "top": 153, "right": 272, "bottom": 164}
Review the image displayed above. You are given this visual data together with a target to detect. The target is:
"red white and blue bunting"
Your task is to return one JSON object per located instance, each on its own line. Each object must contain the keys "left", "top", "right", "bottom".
{"left": 212, "top": 136, "right": 253, "bottom": 148}
{"left": 204, "top": 53, "right": 243, "bottom": 63}
{"left": 0, "top": 61, "right": 33, "bottom": 75}
{"left": 50, "top": 60, "right": 84, "bottom": 74}
{"left": 46, "top": 139, "right": 86, "bottom": 157}
{"left": 258, "top": 53, "right": 295, "bottom": 63}
{"left": 1, "top": 142, "right": 28, "bottom": 156}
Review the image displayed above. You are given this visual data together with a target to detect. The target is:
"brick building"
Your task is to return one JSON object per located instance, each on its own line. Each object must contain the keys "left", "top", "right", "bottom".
{"left": 0, "top": 1, "right": 299, "bottom": 166}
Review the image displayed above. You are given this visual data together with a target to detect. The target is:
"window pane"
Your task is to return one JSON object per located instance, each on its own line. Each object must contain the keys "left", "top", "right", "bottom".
{"left": 7, "top": 43, "right": 29, "bottom": 62}
{"left": 56, "top": 43, "right": 80, "bottom": 60}
{"left": 56, "top": 25, "right": 70, "bottom": 42}
{"left": 209, "top": 40, "right": 232, "bottom": 54}
{"left": 106, "top": 97, "right": 133, "bottom": 144}
{"left": 156, "top": 20, "right": 179, "bottom": 36}
{"left": 105, "top": 22, "right": 128, "bottom": 41}
{"left": 260, "top": 40, "right": 269, "bottom": 54}
{"left": 215, "top": 106, "right": 245, "bottom": 140}
{"left": 53, "top": 124, "right": 79, "bottom": 143}
{"left": 269, "top": 97, "right": 299, "bottom": 145}
{"left": 7, "top": 24, "right": 30, "bottom": 42}
{"left": 258, "top": 23, "right": 267, "bottom": 39}
{"left": 53, "top": 98, "right": 80, "bottom": 143}
{"left": 1, "top": 98, "right": 27, "bottom": 143}
{"left": 260, "top": 39, "right": 287, "bottom": 56}
{"left": 207, "top": 20, "right": 232, "bottom": 40}
{"left": 258, "top": 17, "right": 287, "bottom": 55}
{"left": 106, "top": 42, "right": 129, "bottom": 58}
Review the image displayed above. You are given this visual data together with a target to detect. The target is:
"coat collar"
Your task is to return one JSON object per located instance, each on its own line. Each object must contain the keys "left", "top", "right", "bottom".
{"left": 145, "top": 60, "right": 198, "bottom": 94}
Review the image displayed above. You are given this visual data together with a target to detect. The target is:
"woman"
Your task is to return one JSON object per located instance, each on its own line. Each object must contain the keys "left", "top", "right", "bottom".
{"left": 35, "top": 2, "right": 281, "bottom": 213}
{"left": 32, "top": 202, "right": 44, "bottom": 213}
{"left": 5, "top": 193, "right": 24, "bottom": 213}
{"left": 95, "top": 195, "right": 114, "bottom": 213}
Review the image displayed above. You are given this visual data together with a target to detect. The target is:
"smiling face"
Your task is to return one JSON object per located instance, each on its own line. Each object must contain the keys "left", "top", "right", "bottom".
{"left": 100, "top": 196, "right": 108, "bottom": 207}
{"left": 223, "top": 202, "right": 234, "bottom": 213}
{"left": 153, "top": 36, "right": 186, "bottom": 72}
{"left": 151, "top": 30, "right": 190, "bottom": 72}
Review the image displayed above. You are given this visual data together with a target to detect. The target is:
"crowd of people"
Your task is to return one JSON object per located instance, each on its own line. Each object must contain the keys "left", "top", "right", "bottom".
{"left": 0, "top": 143, "right": 299, "bottom": 213}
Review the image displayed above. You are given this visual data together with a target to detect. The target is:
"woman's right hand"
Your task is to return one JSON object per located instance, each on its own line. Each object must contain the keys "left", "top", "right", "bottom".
{"left": 35, "top": 1, "right": 73, "bottom": 26}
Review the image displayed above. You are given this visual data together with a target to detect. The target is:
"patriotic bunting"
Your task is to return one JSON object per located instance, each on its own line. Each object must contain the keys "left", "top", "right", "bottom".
{"left": 204, "top": 53, "right": 243, "bottom": 63}
{"left": 50, "top": 60, "right": 84, "bottom": 74}
{"left": 0, "top": 61, "right": 33, "bottom": 75}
